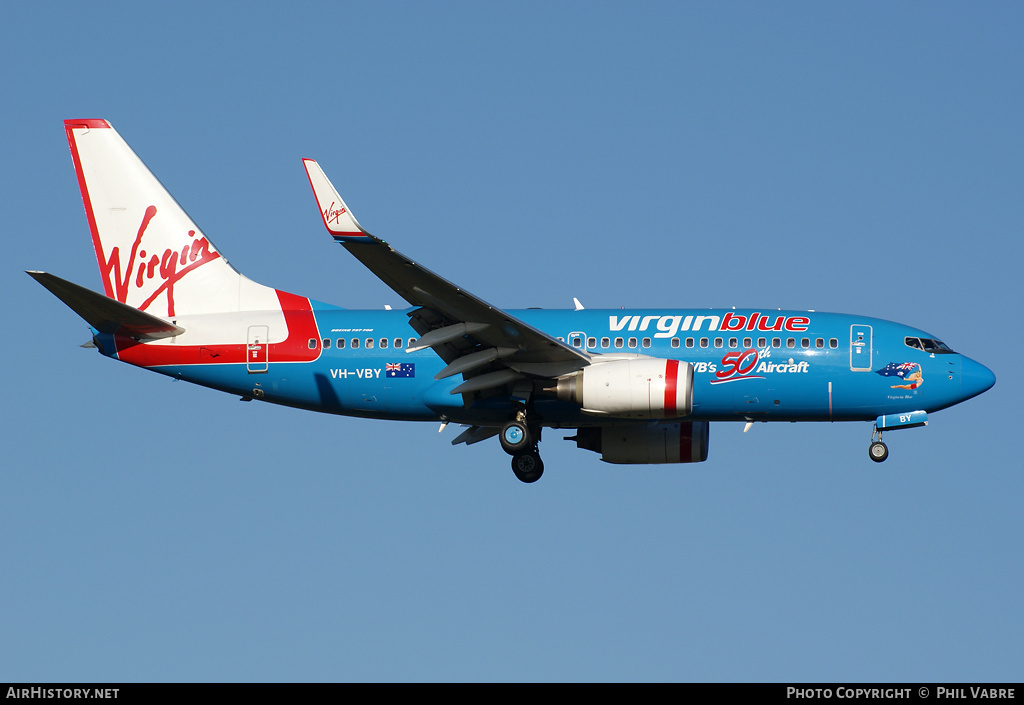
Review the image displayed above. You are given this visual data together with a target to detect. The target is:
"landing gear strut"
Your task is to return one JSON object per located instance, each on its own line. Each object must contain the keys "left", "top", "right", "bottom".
{"left": 869, "top": 427, "right": 888, "bottom": 463}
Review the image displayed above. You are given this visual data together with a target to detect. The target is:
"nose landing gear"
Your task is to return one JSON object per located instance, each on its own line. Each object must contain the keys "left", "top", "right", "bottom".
{"left": 869, "top": 439, "right": 889, "bottom": 462}
{"left": 869, "top": 426, "right": 888, "bottom": 462}
{"left": 867, "top": 411, "right": 928, "bottom": 463}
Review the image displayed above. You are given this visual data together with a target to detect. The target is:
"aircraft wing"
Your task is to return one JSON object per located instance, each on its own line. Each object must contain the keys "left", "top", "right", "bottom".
{"left": 302, "top": 160, "right": 590, "bottom": 396}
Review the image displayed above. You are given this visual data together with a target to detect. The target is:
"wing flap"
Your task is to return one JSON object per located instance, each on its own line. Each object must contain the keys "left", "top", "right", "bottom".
{"left": 406, "top": 321, "right": 489, "bottom": 352}
{"left": 450, "top": 369, "right": 524, "bottom": 395}
{"left": 435, "top": 347, "right": 518, "bottom": 380}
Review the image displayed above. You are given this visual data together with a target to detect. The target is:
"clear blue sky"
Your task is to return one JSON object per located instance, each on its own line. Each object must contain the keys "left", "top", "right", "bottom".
{"left": 2, "top": 1, "right": 1021, "bottom": 682}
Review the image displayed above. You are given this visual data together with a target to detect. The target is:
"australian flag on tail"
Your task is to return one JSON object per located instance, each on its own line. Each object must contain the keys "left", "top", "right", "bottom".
{"left": 386, "top": 362, "right": 415, "bottom": 378}
{"left": 875, "top": 362, "right": 918, "bottom": 379}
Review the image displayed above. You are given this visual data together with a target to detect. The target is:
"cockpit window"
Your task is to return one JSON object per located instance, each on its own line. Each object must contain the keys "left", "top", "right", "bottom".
{"left": 905, "top": 336, "right": 955, "bottom": 354}
{"left": 922, "top": 338, "right": 955, "bottom": 353}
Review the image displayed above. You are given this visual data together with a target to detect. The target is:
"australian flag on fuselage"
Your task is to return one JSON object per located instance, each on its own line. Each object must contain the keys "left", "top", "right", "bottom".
{"left": 386, "top": 362, "right": 415, "bottom": 378}
{"left": 875, "top": 362, "right": 918, "bottom": 379}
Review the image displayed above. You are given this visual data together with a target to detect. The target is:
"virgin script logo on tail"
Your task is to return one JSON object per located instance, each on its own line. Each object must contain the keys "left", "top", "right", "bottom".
{"left": 100, "top": 205, "right": 221, "bottom": 316}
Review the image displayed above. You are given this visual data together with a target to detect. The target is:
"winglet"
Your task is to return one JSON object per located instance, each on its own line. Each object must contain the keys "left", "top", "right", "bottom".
{"left": 302, "top": 159, "right": 370, "bottom": 241}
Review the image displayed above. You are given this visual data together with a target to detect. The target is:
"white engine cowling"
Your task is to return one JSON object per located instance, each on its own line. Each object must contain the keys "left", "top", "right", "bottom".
{"left": 570, "top": 421, "right": 710, "bottom": 464}
{"left": 556, "top": 358, "right": 693, "bottom": 419}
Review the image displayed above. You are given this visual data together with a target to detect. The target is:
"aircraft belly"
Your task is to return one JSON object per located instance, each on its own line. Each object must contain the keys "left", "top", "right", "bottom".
{"left": 150, "top": 361, "right": 441, "bottom": 421}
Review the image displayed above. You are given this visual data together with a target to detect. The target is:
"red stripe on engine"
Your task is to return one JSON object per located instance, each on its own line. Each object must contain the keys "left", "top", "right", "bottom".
{"left": 664, "top": 359, "right": 679, "bottom": 418}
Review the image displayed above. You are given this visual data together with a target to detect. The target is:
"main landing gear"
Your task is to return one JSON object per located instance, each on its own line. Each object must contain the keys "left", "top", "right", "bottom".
{"left": 500, "top": 412, "right": 544, "bottom": 483}
{"left": 511, "top": 448, "right": 544, "bottom": 483}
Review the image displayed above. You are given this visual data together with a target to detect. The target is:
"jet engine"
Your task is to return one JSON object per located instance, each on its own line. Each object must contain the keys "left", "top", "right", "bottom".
{"left": 555, "top": 358, "right": 693, "bottom": 419}
{"left": 569, "top": 421, "right": 710, "bottom": 464}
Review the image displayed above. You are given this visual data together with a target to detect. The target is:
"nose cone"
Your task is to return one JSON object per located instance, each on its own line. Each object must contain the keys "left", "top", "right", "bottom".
{"left": 960, "top": 356, "right": 996, "bottom": 401}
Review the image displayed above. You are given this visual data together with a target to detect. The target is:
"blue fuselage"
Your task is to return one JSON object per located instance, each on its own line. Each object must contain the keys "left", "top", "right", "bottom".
{"left": 101, "top": 305, "right": 994, "bottom": 428}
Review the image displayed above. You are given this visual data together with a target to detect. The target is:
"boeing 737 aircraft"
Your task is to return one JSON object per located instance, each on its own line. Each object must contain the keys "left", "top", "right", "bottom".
{"left": 30, "top": 120, "right": 996, "bottom": 482}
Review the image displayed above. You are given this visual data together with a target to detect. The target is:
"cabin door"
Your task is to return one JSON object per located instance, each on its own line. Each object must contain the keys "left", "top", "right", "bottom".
{"left": 247, "top": 325, "right": 269, "bottom": 373}
{"left": 849, "top": 324, "right": 872, "bottom": 372}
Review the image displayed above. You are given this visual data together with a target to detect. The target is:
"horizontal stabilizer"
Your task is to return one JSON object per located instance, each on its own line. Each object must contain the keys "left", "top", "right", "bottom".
{"left": 27, "top": 271, "right": 185, "bottom": 339}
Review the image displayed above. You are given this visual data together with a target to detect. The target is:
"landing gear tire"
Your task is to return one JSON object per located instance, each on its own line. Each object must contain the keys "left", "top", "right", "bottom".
{"left": 512, "top": 450, "right": 544, "bottom": 483}
{"left": 869, "top": 441, "right": 889, "bottom": 463}
{"left": 499, "top": 420, "right": 531, "bottom": 456}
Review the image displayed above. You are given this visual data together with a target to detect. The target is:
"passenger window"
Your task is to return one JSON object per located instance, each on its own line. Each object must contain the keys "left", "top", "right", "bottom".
{"left": 380, "top": 338, "right": 388, "bottom": 348}
{"left": 830, "top": 339, "right": 839, "bottom": 349}
{"left": 787, "top": 338, "right": 795, "bottom": 348}
{"left": 700, "top": 338, "right": 709, "bottom": 348}
{"left": 587, "top": 337, "right": 596, "bottom": 348}
{"left": 407, "top": 338, "right": 416, "bottom": 349}
{"left": 394, "top": 338, "right": 403, "bottom": 349}
{"left": 757, "top": 337, "right": 767, "bottom": 348}
{"left": 816, "top": 338, "right": 824, "bottom": 348}
{"left": 614, "top": 337, "right": 624, "bottom": 348}
{"left": 729, "top": 337, "right": 738, "bottom": 348}
{"left": 642, "top": 338, "right": 651, "bottom": 348}
{"left": 743, "top": 338, "right": 752, "bottom": 348}
{"left": 801, "top": 338, "right": 810, "bottom": 348}
{"left": 601, "top": 337, "right": 610, "bottom": 348}
{"left": 772, "top": 338, "right": 781, "bottom": 348}
{"left": 365, "top": 338, "right": 374, "bottom": 349}
{"left": 351, "top": 338, "right": 359, "bottom": 349}
{"left": 308, "top": 338, "right": 317, "bottom": 349}
{"left": 714, "top": 338, "right": 723, "bottom": 348}
{"left": 337, "top": 338, "right": 345, "bottom": 349}
{"left": 686, "top": 338, "right": 694, "bottom": 348}
{"left": 628, "top": 337, "right": 638, "bottom": 348}
{"left": 671, "top": 338, "right": 680, "bottom": 348}
{"left": 323, "top": 338, "right": 331, "bottom": 349}
{"left": 572, "top": 337, "right": 582, "bottom": 348}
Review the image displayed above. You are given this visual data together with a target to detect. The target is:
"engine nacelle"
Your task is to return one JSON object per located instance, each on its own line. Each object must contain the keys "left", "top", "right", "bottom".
{"left": 570, "top": 421, "right": 710, "bottom": 464}
{"left": 556, "top": 358, "right": 693, "bottom": 419}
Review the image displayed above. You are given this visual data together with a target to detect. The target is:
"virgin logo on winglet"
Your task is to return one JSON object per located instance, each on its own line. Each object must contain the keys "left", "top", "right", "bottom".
{"left": 100, "top": 205, "right": 221, "bottom": 317}
{"left": 323, "top": 201, "right": 347, "bottom": 226}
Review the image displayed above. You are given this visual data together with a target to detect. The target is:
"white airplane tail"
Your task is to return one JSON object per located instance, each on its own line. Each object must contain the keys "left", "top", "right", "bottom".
{"left": 65, "top": 119, "right": 273, "bottom": 318}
